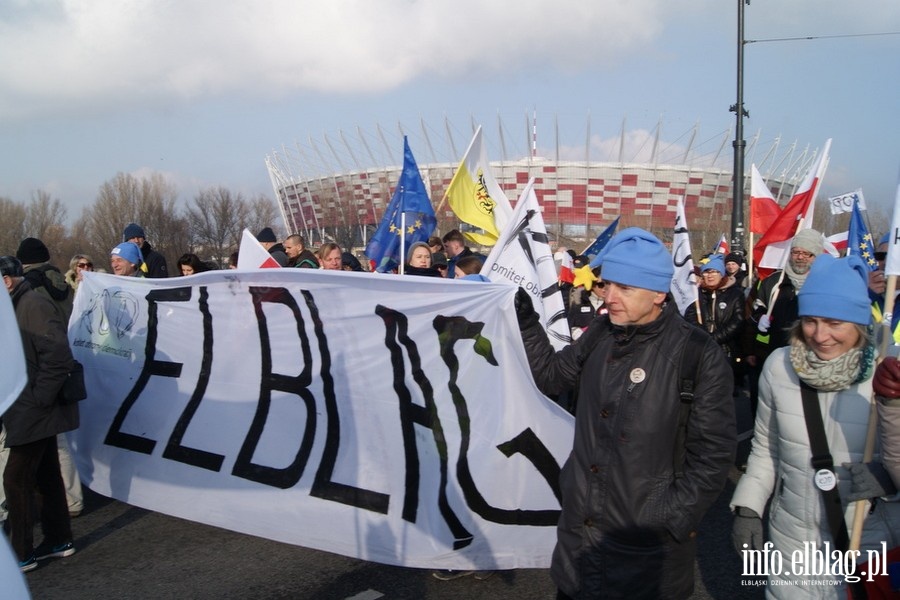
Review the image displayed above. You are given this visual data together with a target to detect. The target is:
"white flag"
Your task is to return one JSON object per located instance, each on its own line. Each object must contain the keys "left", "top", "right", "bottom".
{"left": 828, "top": 189, "right": 867, "bottom": 215}
{"left": 670, "top": 197, "right": 698, "bottom": 314}
{"left": 0, "top": 289, "right": 26, "bottom": 416}
{"left": 481, "top": 178, "right": 571, "bottom": 350}
{"left": 237, "top": 228, "right": 282, "bottom": 269}
{"left": 885, "top": 171, "right": 900, "bottom": 277}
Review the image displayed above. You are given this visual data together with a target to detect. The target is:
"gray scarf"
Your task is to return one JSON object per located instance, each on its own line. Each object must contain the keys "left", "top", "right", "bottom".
{"left": 784, "top": 261, "right": 810, "bottom": 290}
{"left": 789, "top": 337, "right": 874, "bottom": 392}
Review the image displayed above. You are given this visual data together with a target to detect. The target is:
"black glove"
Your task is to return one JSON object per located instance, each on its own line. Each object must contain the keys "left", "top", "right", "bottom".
{"left": 514, "top": 287, "right": 539, "bottom": 328}
{"left": 874, "top": 357, "right": 900, "bottom": 399}
{"left": 732, "top": 507, "right": 763, "bottom": 554}
{"left": 843, "top": 461, "right": 897, "bottom": 501}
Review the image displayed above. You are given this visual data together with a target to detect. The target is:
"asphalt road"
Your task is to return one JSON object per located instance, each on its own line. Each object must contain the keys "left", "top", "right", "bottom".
{"left": 21, "top": 393, "right": 764, "bottom": 600}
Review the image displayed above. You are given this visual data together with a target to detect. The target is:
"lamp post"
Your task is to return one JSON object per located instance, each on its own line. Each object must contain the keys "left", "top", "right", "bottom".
{"left": 730, "top": 0, "right": 750, "bottom": 254}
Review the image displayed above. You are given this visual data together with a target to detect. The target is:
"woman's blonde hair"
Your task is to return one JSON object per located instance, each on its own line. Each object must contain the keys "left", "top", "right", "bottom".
{"left": 788, "top": 318, "right": 871, "bottom": 351}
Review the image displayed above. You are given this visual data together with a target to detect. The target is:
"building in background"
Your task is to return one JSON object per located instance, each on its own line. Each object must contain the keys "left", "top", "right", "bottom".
{"left": 265, "top": 114, "right": 814, "bottom": 252}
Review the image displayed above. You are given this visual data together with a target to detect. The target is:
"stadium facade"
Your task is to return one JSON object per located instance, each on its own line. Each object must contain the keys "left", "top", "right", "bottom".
{"left": 265, "top": 115, "right": 817, "bottom": 250}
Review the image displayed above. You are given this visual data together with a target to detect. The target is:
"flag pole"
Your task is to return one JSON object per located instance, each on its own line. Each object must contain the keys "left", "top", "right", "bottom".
{"left": 747, "top": 232, "right": 755, "bottom": 290}
{"left": 399, "top": 186, "right": 406, "bottom": 275}
{"left": 849, "top": 274, "right": 897, "bottom": 552}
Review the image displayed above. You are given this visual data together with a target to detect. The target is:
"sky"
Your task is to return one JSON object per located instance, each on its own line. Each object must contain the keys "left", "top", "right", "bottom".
{"left": 1, "top": 0, "right": 898, "bottom": 229}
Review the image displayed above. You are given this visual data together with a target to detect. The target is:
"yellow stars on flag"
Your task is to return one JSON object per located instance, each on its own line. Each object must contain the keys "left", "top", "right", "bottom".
{"left": 860, "top": 233, "right": 877, "bottom": 266}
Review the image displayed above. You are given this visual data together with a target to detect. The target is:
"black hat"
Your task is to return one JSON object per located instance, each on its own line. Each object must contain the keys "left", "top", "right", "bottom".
{"left": 341, "top": 252, "right": 363, "bottom": 272}
{"left": 724, "top": 252, "right": 743, "bottom": 266}
{"left": 573, "top": 254, "right": 590, "bottom": 269}
{"left": 16, "top": 237, "right": 50, "bottom": 264}
{"left": 0, "top": 255, "right": 24, "bottom": 277}
{"left": 431, "top": 252, "right": 448, "bottom": 267}
{"left": 256, "top": 227, "right": 277, "bottom": 243}
{"left": 123, "top": 223, "right": 145, "bottom": 241}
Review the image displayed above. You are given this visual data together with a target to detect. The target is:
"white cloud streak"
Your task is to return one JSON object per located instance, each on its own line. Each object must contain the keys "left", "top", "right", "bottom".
{"left": 0, "top": 0, "right": 672, "bottom": 118}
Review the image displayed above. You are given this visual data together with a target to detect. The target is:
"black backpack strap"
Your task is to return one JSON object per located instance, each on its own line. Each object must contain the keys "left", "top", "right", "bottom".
{"left": 673, "top": 327, "right": 709, "bottom": 478}
{"left": 799, "top": 380, "right": 851, "bottom": 551}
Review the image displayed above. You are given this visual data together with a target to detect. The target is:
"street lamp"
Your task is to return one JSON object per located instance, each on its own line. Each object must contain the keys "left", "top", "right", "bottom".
{"left": 730, "top": 0, "right": 750, "bottom": 254}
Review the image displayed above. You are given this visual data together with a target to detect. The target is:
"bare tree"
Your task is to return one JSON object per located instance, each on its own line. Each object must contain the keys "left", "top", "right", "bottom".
{"left": 186, "top": 187, "right": 249, "bottom": 267}
{"left": 76, "top": 172, "right": 189, "bottom": 271}
{"left": 24, "top": 190, "right": 67, "bottom": 238}
{"left": 23, "top": 190, "right": 69, "bottom": 264}
{"left": 244, "top": 194, "right": 281, "bottom": 240}
{"left": 0, "top": 197, "right": 27, "bottom": 255}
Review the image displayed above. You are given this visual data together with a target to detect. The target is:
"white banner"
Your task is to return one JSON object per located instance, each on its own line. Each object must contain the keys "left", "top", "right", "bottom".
{"left": 828, "top": 188, "right": 866, "bottom": 215}
{"left": 69, "top": 270, "right": 573, "bottom": 570}
{"left": 670, "top": 197, "right": 698, "bottom": 314}
{"left": 481, "top": 178, "right": 572, "bottom": 350}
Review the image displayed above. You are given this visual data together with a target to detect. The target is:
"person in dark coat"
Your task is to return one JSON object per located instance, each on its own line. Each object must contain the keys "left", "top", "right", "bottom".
{"left": 123, "top": 223, "right": 169, "bottom": 278}
{"left": 684, "top": 254, "right": 745, "bottom": 385}
{"left": 16, "top": 237, "right": 73, "bottom": 323}
{"left": 442, "top": 229, "right": 485, "bottom": 279}
{"left": 404, "top": 242, "right": 442, "bottom": 277}
{"left": 515, "top": 228, "right": 736, "bottom": 599}
{"left": 284, "top": 234, "right": 319, "bottom": 268}
{"left": 255, "top": 227, "right": 288, "bottom": 267}
{"left": 1, "top": 256, "right": 79, "bottom": 572}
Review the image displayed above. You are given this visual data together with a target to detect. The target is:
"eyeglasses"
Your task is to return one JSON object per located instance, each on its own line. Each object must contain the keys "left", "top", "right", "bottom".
{"left": 790, "top": 249, "right": 814, "bottom": 258}
{"left": 875, "top": 251, "right": 887, "bottom": 261}
{"left": 76, "top": 262, "right": 93, "bottom": 269}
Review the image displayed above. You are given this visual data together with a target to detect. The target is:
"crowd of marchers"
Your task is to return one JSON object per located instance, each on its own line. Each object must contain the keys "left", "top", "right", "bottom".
{"left": 2, "top": 222, "right": 899, "bottom": 600}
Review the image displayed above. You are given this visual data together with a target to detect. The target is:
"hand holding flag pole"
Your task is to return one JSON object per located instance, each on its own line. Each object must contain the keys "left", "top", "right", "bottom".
{"left": 849, "top": 171, "right": 900, "bottom": 553}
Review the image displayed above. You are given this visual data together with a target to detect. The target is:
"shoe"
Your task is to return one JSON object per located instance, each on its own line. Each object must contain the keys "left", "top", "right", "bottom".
{"left": 432, "top": 569, "right": 475, "bottom": 580}
{"left": 34, "top": 541, "right": 76, "bottom": 560}
{"left": 69, "top": 509, "right": 82, "bottom": 518}
{"left": 19, "top": 556, "right": 37, "bottom": 573}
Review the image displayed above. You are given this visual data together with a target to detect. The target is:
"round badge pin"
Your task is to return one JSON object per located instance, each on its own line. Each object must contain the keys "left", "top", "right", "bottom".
{"left": 814, "top": 468, "right": 836, "bottom": 491}
{"left": 630, "top": 368, "right": 646, "bottom": 384}
{"left": 719, "top": 301, "right": 727, "bottom": 310}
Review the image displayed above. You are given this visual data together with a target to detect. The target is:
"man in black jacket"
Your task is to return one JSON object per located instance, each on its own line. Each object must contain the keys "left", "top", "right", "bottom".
{"left": 1, "top": 256, "right": 79, "bottom": 572}
{"left": 15, "top": 237, "right": 73, "bottom": 322}
{"left": 256, "top": 227, "right": 289, "bottom": 267}
{"left": 516, "top": 228, "right": 736, "bottom": 599}
{"left": 123, "top": 222, "right": 169, "bottom": 278}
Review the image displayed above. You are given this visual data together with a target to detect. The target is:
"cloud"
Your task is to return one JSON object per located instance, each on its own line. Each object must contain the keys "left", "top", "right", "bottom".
{"left": 0, "top": 0, "right": 674, "bottom": 119}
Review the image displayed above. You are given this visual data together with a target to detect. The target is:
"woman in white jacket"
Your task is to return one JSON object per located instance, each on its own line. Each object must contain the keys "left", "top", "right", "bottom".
{"left": 731, "top": 254, "right": 897, "bottom": 598}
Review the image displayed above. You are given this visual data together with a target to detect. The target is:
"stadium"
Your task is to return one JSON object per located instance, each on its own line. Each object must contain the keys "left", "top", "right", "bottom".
{"left": 265, "top": 114, "right": 818, "bottom": 253}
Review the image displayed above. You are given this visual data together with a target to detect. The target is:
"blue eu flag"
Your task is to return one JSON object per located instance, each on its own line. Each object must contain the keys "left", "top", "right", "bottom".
{"left": 848, "top": 196, "right": 877, "bottom": 271}
{"left": 365, "top": 137, "right": 437, "bottom": 273}
{"left": 584, "top": 217, "right": 620, "bottom": 264}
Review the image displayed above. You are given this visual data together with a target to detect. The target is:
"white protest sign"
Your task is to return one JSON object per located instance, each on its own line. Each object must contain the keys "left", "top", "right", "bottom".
{"left": 828, "top": 189, "right": 866, "bottom": 215}
{"left": 69, "top": 270, "right": 573, "bottom": 570}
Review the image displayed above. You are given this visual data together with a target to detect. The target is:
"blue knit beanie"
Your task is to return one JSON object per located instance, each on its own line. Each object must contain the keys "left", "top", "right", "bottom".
{"left": 591, "top": 227, "right": 673, "bottom": 293}
{"left": 798, "top": 254, "right": 871, "bottom": 325}
{"left": 701, "top": 254, "right": 725, "bottom": 274}
{"left": 111, "top": 242, "right": 143, "bottom": 266}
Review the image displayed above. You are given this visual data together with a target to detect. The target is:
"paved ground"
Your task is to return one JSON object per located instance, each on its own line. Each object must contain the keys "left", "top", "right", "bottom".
{"left": 20, "top": 393, "right": 764, "bottom": 600}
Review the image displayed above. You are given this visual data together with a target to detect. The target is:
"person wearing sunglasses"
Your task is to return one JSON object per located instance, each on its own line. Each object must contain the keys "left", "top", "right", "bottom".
{"left": 64, "top": 254, "right": 95, "bottom": 292}
{"left": 869, "top": 232, "right": 900, "bottom": 345}
{"left": 567, "top": 266, "right": 606, "bottom": 341}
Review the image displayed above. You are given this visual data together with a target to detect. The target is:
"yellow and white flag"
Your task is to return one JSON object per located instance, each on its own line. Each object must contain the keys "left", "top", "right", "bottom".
{"left": 442, "top": 126, "right": 513, "bottom": 246}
